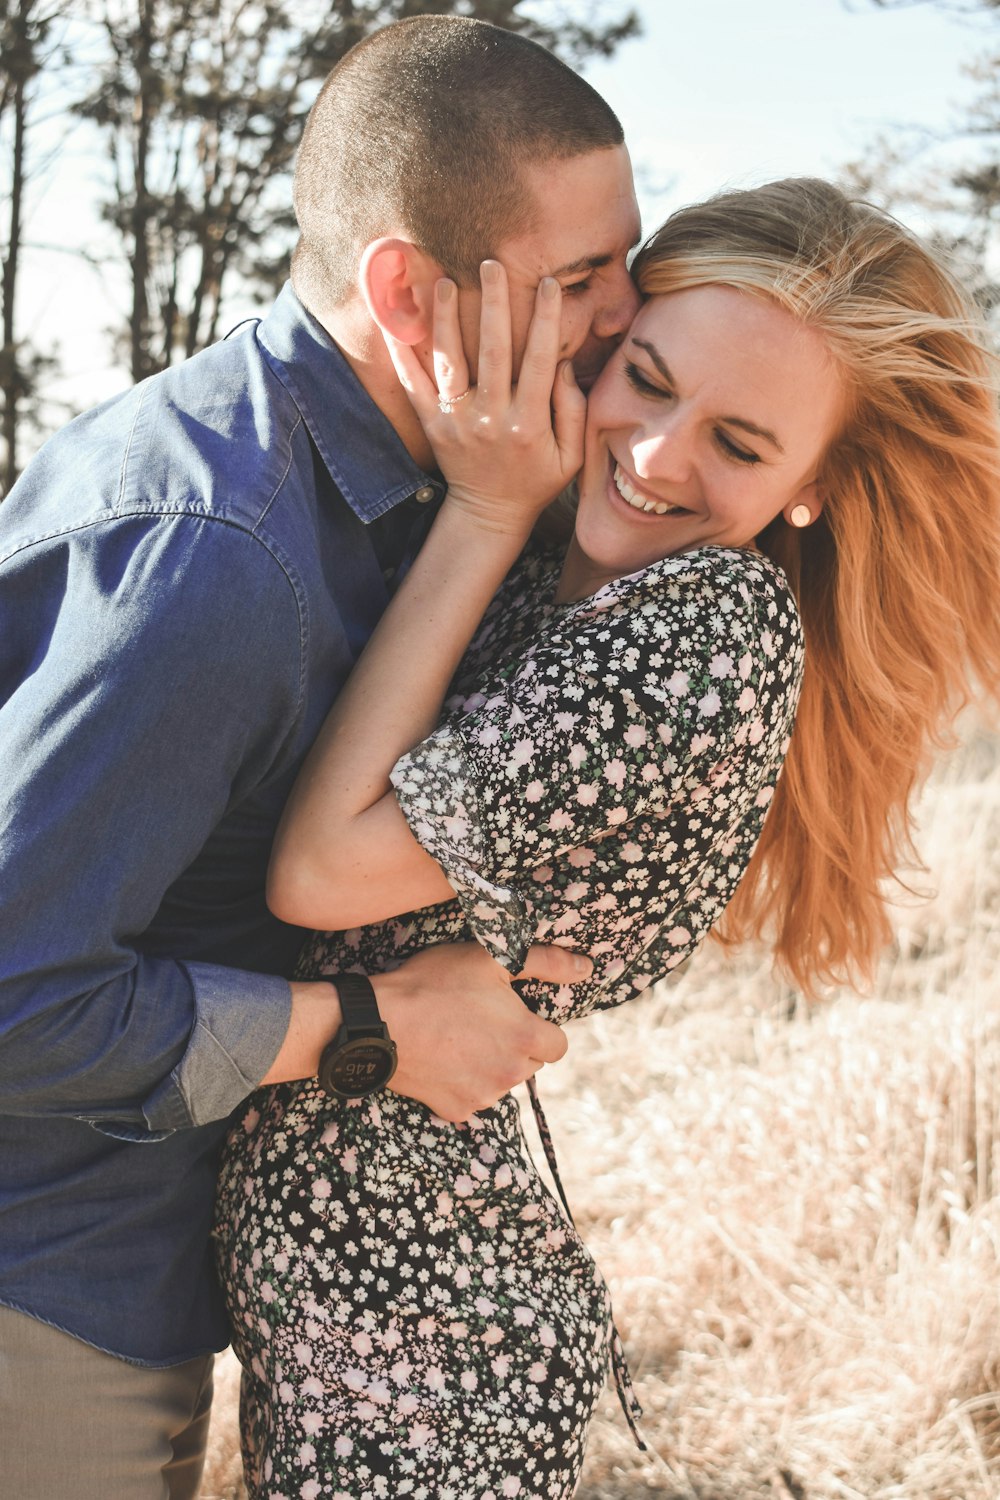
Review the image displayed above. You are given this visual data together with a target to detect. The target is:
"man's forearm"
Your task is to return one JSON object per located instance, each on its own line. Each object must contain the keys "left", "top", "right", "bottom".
{"left": 0, "top": 954, "right": 292, "bottom": 1134}
{"left": 261, "top": 940, "right": 590, "bottom": 1121}
{"left": 258, "top": 981, "right": 343, "bottom": 1084}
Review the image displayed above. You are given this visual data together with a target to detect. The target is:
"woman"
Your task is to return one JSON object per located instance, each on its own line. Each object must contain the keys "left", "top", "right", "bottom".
{"left": 214, "top": 179, "right": 1000, "bottom": 1499}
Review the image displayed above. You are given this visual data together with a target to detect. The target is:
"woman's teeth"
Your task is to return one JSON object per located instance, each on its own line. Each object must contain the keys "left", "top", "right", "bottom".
{"left": 613, "top": 462, "right": 676, "bottom": 515}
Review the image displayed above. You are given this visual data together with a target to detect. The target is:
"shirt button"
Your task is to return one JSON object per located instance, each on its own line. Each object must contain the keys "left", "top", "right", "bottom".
{"left": 382, "top": 566, "right": 396, "bottom": 582}
{"left": 414, "top": 485, "right": 435, "bottom": 504}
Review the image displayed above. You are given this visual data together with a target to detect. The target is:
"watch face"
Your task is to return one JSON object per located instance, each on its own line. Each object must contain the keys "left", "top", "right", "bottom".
{"left": 320, "top": 1037, "right": 397, "bottom": 1099}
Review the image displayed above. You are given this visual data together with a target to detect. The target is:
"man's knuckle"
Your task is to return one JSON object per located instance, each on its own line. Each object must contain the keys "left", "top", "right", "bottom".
{"left": 497, "top": 1066, "right": 523, "bottom": 1095}
{"left": 516, "top": 1022, "right": 539, "bottom": 1052}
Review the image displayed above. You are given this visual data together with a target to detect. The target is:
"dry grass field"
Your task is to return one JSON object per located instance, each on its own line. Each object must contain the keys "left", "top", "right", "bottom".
{"left": 201, "top": 719, "right": 1000, "bottom": 1500}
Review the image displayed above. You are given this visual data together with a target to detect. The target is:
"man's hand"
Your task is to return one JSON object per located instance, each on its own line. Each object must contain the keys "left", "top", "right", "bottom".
{"left": 373, "top": 941, "right": 588, "bottom": 1123}
{"left": 259, "top": 941, "right": 588, "bottom": 1120}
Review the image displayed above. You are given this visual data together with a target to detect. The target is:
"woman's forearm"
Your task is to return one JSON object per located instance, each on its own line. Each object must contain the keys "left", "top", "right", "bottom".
{"left": 267, "top": 499, "right": 530, "bottom": 925}
{"left": 268, "top": 264, "right": 583, "bottom": 930}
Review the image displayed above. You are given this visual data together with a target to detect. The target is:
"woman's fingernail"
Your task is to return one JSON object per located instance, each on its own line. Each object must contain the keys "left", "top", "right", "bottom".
{"left": 540, "top": 277, "right": 559, "bottom": 300}
{"left": 573, "top": 953, "right": 592, "bottom": 975}
{"left": 481, "top": 260, "right": 500, "bottom": 285}
{"left": 437, "top": 279, "right": 455, "bottom": 303}
{"left": 562, "top": 360, "right": 577, "bottom": 384}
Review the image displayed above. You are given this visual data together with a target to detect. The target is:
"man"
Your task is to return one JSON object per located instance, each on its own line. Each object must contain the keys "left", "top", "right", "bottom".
{"left": 0, "top": 15, "right": 641, "bottom": 1497}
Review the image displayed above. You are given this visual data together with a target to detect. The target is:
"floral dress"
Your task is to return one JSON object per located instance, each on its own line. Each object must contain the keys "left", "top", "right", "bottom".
{"left": 214, "top": 543, "right": 804, "bottom": 1500}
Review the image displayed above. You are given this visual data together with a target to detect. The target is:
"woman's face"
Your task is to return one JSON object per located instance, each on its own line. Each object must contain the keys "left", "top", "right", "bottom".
{"left": 560, "top": 284, "right": 845, "bottom": 600}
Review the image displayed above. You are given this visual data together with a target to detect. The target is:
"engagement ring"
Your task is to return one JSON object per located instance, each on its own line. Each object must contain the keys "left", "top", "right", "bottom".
{"left": 437, "top": 387, "right": 473, "bottom": 415}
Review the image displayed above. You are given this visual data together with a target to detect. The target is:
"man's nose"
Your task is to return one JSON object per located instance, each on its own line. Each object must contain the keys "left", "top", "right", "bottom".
{"left": 592, "top": 269, "right": 642, "bottom": 341}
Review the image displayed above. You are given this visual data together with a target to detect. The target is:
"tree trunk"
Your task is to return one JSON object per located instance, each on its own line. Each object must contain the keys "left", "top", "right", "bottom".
{"left": 1, "top": 61, "right": 26, "bottom": 494}
{"left": 130, "top": 0, "right": 155, "bottom": 383}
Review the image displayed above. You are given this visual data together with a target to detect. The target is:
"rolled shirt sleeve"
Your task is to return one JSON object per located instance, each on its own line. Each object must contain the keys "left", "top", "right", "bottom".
{"left": 0, "top": 511, "right": 303, "bottom": 1134}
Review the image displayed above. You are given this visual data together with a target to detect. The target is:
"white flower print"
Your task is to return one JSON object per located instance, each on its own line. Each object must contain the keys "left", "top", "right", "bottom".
{"left": 215, "top": 543, "right": 804, "bottom": 1500}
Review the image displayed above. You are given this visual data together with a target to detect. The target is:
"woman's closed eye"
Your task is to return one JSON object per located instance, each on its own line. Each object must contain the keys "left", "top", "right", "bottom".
{"left": 623, "top": 359, "right": 670, "bottom": 398}
{"left": 715, "top": 429, "right": 762, "bottom": 465}
{"left": 624, "top": 360, "right": 763, "bottom": 466}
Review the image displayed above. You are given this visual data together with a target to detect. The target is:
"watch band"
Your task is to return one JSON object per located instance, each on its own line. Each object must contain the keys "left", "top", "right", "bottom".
{"left": 318, "top": 973, "right": 398, "bottom": 1100}
{"left": 332, "top": 972, "right": 384, "bottom": 1033}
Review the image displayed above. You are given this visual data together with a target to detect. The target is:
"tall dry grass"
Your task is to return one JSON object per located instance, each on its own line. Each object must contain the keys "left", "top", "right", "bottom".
{"left": 201, "top": 721, "right": 1000, "bottom": 1500}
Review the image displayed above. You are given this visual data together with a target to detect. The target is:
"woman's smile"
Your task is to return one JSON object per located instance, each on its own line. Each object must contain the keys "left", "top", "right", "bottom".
{"left": 610, "top": 458, "right": 690, "bottom": 517}
{"left": 557, "top": 284, "right": 845, "bottom": 601}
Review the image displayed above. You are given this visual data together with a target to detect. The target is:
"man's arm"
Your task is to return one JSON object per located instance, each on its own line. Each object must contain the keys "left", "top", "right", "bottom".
{"left": 0, "top": 511, "right": 584, "bottom": 1133}
{"left": 264, "top": 943, "right": 586, "bottom": 1124}
{"left": 0, "top": 514, "right": 305, "bottom": 1134}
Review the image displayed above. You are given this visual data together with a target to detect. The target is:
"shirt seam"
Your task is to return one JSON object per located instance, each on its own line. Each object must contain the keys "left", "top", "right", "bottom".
{"left": 0, "top": 507, "right": 312, "bottom": 747}
{"left": 251, "top": 410, "right": 302, "bottom": 537}
{"left": 115, "top": 380, "right": 148, "bottom": 513}
{"left": 0, "top": 503, "right": 269, "bottom": 566}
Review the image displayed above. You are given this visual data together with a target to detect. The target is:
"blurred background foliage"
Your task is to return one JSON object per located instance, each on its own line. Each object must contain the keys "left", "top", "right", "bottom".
{"left": 2, "top": 0, "right": 998, "bottom": 497}
{"left": 0, "top": 0, "right": 639, "bottom": 494}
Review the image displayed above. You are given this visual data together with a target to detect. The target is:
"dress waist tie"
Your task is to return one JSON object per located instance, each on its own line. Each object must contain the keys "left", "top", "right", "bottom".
{"left": 525, "top": 1076, "right": 647, "bottom": 1452}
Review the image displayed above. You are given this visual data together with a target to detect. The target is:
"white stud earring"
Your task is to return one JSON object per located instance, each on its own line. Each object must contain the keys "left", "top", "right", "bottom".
{"left": 789, "top": 504, "right": 812, "bottom": 529}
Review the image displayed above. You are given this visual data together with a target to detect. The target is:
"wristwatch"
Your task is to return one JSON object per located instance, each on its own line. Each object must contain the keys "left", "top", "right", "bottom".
{"left": 317, "top": 974, "right": 398, "bottom": 1099}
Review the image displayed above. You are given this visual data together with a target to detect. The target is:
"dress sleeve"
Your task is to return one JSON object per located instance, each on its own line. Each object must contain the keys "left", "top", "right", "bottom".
{"left": 390, "top": 549, "right": 803, "bottom": 973}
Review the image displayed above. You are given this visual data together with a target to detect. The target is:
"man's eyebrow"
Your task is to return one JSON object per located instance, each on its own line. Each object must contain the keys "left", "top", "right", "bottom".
{"left": 549, "top": 252, "right": 614, "bottom": 277}
{"left": 631, "top": 336, "right": 786, "bottom": 454}
{"left": 549, "top": 222, "right": 642, "bottom": 279}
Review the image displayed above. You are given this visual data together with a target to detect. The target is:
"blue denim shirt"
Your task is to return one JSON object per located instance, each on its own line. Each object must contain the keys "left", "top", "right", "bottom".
{"left": 0, "top": 284, "right": 444, "bottom": 1364}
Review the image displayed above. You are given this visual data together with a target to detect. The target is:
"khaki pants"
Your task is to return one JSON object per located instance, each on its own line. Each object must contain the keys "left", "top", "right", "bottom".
{"left": 0, "top": 1304, "right": 214, "bottom": 1500}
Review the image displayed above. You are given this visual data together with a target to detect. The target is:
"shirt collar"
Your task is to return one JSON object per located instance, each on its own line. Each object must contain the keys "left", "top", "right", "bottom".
{"left": 255, "top": 283, "right": 444, "bottom": 524}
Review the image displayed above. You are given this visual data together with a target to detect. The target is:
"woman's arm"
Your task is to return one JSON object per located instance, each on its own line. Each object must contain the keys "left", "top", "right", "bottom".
{"left": 388, "top": 551, "right": 805, "bottom": 989}
{"left": 267, "top": 265, "right": 584, "bottom": 930}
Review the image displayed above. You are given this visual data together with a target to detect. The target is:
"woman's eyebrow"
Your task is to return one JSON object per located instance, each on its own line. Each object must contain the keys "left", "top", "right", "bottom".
{"left": 631, "top": 336, "right": 675, "bottom": 384}
{"left": 630, "top": 337, "right": 785, "bottom": 454}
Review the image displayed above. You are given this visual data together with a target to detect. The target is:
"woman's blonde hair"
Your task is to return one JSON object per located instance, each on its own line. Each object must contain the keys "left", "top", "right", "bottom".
{"left": 633, "top": 177, "right": 1000, "bottom": 994}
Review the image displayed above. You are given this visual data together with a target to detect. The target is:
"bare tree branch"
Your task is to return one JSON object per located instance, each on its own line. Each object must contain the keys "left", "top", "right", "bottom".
{"left": 74, "top": 0, "right": 640, "bottom": 381}
{"left": 0, "top": 0, "right": 77, "bottom": 494}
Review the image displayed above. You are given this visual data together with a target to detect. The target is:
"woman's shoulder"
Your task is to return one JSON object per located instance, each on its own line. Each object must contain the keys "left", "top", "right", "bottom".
{"left": 555, "top": 546, "right": 800, "bottom": 649}
{"left": 578, "top": 544, "right": 795, "bottom": 613}
{"left": 457, "top": 543, "right": 802, "bottom": 710}
{"left": 491, "top": 540, "right": 795, "bottom": 619}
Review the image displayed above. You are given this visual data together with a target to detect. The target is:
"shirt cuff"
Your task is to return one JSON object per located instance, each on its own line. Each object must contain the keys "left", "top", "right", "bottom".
{"left": 391, "top": 726, "right": 536, "bottom": 973}
{"left": 141, "top": 963, "right": 292, "bottom": 1131}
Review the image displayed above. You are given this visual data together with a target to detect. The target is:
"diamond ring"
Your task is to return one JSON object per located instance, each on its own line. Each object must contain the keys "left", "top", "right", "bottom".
{"left": 437, "top": 386, "right": 473, "bottom": 415}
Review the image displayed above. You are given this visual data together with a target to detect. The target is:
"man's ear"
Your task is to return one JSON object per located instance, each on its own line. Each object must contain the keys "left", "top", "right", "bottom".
{"left": 359, "top": 237, "right": 439, "bottom": 346}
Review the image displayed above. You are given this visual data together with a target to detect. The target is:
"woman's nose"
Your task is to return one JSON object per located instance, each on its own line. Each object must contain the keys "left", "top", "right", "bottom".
{"left": 632, "top": 419, "right": 693, "bottom": 486}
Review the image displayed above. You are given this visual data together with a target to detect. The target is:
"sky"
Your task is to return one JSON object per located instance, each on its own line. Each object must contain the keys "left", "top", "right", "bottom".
{"left": 585, "top": 0, "right": 990, "bottom": 223}
{"left": 17, "top": 0, "right": 995, "bottom": 415}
